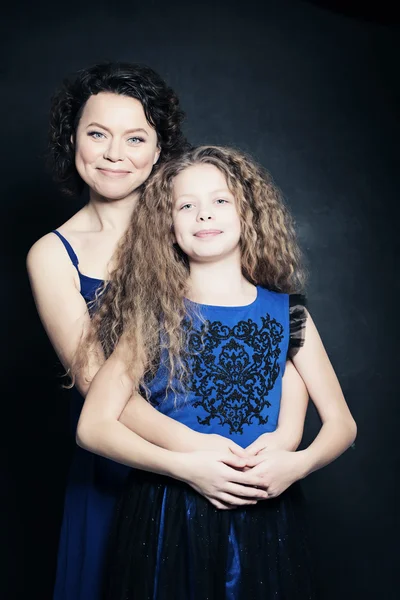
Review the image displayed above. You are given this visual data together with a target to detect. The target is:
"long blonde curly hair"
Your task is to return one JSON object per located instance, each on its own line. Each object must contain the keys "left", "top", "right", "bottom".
{"left": 77, "top": 145, "right": 306, "bottom": 395}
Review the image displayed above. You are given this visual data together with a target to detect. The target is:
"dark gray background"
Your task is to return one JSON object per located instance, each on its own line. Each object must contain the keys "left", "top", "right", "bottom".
{"left": 2, "top": 1, "right": 398, "bottom": 598}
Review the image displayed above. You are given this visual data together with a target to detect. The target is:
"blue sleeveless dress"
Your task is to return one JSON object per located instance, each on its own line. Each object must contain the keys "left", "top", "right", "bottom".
{"left": 51, "top": 231, "right": 130, "bottom": 600}
{"left": 105, "top": 287, "right": 315, "bottom": 600}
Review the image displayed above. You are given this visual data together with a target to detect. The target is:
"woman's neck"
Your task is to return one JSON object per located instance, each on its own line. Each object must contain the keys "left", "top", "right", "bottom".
{"left": 187, "top": 256, "right": 256, "bottom": 307}
{"left": 84, "top": 189, "right": 140, "bottom": 235}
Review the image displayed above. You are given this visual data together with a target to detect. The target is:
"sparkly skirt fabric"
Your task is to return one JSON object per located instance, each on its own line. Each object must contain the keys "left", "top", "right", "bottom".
{"left": 104, "top": 470, "right": 316, "bottom": 600}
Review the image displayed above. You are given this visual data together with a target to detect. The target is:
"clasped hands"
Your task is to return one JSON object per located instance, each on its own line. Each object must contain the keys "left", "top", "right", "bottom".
{"left": 184, "top": 432, "right": 304, "bottom": 510}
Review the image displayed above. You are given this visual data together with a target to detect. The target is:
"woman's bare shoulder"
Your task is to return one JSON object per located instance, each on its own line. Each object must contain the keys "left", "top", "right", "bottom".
{"left": 27, "top": 208, "right": 88, "bottom": 266}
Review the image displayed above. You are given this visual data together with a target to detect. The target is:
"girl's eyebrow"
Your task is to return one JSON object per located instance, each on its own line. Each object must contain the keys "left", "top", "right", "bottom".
{"left": 175, "top": 188, "right": 232, "bottom": 201}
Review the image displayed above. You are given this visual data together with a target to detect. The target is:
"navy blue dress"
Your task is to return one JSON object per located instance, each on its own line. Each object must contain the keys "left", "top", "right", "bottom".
{"left": 51, "top": 231, "right": 130, "bottom": 600}
{"left": 105, "top": 287, "right": 315, "bottom": 599}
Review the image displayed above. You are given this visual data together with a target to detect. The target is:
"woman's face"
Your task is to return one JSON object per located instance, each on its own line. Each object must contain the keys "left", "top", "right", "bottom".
{"left": 74, "top": 92, "right": 160, "bottom": 201}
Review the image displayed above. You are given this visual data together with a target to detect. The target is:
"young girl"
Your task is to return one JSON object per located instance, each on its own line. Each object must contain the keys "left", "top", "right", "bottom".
{"left": 27, "top": 65, "right": 309, "bottom": 599}
{"left": 78, "top": 145, "right": 357, "bottom": 599}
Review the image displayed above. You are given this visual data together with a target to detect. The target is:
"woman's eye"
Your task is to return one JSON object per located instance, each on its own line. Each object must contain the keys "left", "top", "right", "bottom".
{"left": 181, "top": 203, "right": 193, "bottom": 210}
{"left": 88, "top": 131, "right": 105, "bottom": 139}
{"left": 215, "top": 198, "right": 228, "bottom": 204}
{"left": 128, "top": 137, "right": 145, "bottom": 144}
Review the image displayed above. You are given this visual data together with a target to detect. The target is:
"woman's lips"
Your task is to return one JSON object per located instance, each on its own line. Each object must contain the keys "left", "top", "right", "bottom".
{"left": 97, "top": 168, "right": 131, "bottom": 178}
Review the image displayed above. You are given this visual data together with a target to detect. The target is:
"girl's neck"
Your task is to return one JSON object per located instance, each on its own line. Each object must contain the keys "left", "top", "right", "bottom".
{"left": 84, "top": 189, "right": 140, "bottom": 235}
{"left": 187, "top": 257, "right": 256, "bottom": 307}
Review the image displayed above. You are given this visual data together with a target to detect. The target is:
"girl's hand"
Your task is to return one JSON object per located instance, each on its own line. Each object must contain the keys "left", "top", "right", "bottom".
{"left": 244, "top": 450, "right": 305, "bottom": 498}
{"left": 178, "top": 450, "right": 269, "bottom": 510}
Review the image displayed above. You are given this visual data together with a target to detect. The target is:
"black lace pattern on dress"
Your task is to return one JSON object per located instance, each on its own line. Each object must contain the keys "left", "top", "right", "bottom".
{"left": 185, "top": 315, "right": 284, "bottom": 435}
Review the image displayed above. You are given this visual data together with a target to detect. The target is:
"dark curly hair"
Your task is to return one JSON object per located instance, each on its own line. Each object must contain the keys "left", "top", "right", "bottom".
{"left": 48, "top": 61, "right": 190, "bottom": 196}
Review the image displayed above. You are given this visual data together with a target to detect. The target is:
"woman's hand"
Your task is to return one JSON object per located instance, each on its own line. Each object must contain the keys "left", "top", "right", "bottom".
{"left": 195, "top": 432, "right": 248, "bottom": 457}
{"left": 244, "top": 450, "right": 305, "bottom": 498}
{"left": 177, "top": 450, "right": 269, "bottom": 510}
{"left": 245, "top": 431, "right": 295, "bottom": 455}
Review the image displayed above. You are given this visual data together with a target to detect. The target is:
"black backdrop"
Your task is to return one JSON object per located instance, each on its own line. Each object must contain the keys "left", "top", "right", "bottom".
{"left": 2, "top": 1, "right": 398, "bottom": 598}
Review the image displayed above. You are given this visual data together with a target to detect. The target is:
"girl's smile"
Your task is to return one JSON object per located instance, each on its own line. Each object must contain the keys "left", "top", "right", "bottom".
{"left": 172, "top": 164, "right": 241, "bottom": 262}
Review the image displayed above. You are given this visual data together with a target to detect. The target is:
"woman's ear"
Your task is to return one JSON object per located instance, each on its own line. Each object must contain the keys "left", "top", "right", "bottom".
{"left": 153, "top": 145, "right": 161, "bottom": 165}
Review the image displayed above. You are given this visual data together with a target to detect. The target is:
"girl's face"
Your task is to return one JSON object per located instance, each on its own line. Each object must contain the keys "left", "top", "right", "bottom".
{"left": 172, "top": 164, "right": 242, "bottom": 264}
{"left": 75, "top": 92, "right": 160, "bottom": 201}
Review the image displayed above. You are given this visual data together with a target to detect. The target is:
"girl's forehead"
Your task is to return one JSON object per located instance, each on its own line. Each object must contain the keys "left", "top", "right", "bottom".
{"left": 173, "top": 164, "right": 229, "bottom": 194}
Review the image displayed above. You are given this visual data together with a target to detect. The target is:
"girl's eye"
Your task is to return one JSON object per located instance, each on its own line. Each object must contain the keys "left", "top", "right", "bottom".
{"left": 128, "top": 137, "right": 145, "bottom": 145}
{"left": 181, "top": 203, "right": 193, "bottom": 210}
{"left": 88, "top": 131, "right": 105, "bottom": 139}
{"left": 215, "top": 198, "right": 228, "bottom": 204}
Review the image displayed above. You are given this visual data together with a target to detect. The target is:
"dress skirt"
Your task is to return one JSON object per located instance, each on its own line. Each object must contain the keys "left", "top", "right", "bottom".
{"left": 104, "top": 470, "right": 316, "bottom": 600}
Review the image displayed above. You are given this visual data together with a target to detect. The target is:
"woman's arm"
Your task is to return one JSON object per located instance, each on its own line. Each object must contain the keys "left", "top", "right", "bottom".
{"left": 26, "top": 234, "right": 239, "bottom": 454}
{"left": 119, "top": 394, "right": 245, "bottom": 453}
{"left": 245, "top": 360, "right": 309, "bottom": 454}
{"left": 27, "top": 234, "right": 263, "bottom": 508}
{"left": 77, "top": 347, "right": 269, "bottom": 509}
{"left": 27, "top": 234, "right": 96, "bottom": 394}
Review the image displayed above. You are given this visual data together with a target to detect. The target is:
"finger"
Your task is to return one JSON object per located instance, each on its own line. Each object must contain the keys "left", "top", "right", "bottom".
{"left": 219, "top": 454, "right": 247, "bottom": 469}
{"left": 242, "top": 470, "right": 271, "bottom": 489}
{"left": 244, "top": 454, "right": 268, "bottom": 468}
{"left": 228, "top": 445, "right": 248, "bottom": 458}
{"left": 217, "top": 493, "right": 259, "bottom": 507}
{"left": 208, "top": 498, "right": 232, "bottom": 510}
{"left": 225, "top": 466, "right": 267, "bottom": 487}
{"left": 225, "top": 482, "right": 269, "bottom": 500}
{"left": 245, "top": 441, "right": 264, "bottom": 455}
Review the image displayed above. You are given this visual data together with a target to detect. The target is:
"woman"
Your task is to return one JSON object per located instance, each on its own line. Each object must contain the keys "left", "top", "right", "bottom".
{"left": 27, "top": 64, "right": 309, "bottom": 599}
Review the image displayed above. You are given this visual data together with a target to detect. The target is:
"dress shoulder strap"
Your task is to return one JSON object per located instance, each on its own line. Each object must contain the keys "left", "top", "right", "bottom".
{"left": 52, "top": 230, "right": 79, "bottom": 269}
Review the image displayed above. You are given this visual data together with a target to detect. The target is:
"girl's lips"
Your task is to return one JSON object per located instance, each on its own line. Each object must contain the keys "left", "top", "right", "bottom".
{"left": 194, "top": 230, "right": 222, "bottom": 238}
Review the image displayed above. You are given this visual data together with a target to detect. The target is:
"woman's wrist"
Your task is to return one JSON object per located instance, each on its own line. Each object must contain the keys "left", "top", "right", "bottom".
{"left": 168, "top": 427, "right": 206, "bottom": 453}
{"left": 184, "top": 431, "right": 209, "bottom": 452}
{"left": 261, "top": 429, "right": 298, "bottom": 452}
{"left": 162, "top": 450, "right": 193, "bottom": 483}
